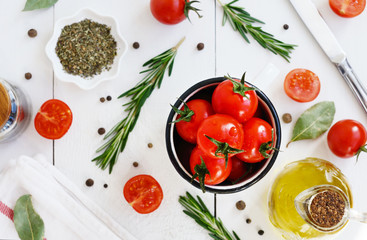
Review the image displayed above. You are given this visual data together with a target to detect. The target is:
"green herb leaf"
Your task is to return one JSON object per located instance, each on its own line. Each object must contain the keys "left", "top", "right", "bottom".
{"left": 13, "top": 195, "right": 44, "bottom": 240}
{"left": 23, "top": 0, "right": 58, "bottom": 11}
{"left": 179, "top": 192, "right": 240, "bottom": 240}
{"left": 287, "top": 101, "right": 335, "bottom": 147}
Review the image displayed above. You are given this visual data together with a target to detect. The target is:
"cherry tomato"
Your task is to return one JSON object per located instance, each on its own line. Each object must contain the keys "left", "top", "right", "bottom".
{"left": 327, "top": 119, "right": 367, "bottom": 158}
{"left": 284, "top": 68, "right": 320, "bottom": 103}
{"left": 123, "top": 175, "right": 163, "bottom": 214}
{"left": 212, "top": 79, "right": 258, "bottom": 123}
{"left": 190, "top": 146, "right": 232, "bottom": 186}
{"left": 34, "top": 99, "right": 72, "bottom": 139}
{"left": 236, "top": 118, "right": 274, "bottom": 163}
{"left": 329, "top": 0, "right": 366, "bottom": 18}
{"left": 174, "top": 99, "right": 214, "bottom": 144}
{"left": 197, "top": 114, "right": 244, "bottom": 159}
{"left": 150, "top": 0, "right": 201, "bottom": 25}
{"left": 227, "top": 156, "right": 250, "bottom": 183}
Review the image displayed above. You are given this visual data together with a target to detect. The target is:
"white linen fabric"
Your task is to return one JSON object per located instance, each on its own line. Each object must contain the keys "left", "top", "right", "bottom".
{"left": 0, "top": 154, "right": 138, "bottom": 240}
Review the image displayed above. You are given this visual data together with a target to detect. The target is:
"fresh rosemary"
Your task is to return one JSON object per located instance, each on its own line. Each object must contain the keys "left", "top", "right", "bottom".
{"left": 92, "top": 37, "right": 185, "bottom": 173}
{"left": 179, "top": 192, "right": 241, "bottom": 240}
{"left": 218, "top": 0, "right": 296, "bottom": 62}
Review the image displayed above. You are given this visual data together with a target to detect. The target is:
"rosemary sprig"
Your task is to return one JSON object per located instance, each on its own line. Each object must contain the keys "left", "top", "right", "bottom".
{"left": 92, "top": 37, "right": 185, "bottom": 173}
{"left": 218, "top": 0, "right": 296, "bottom": 62}
{"left": 179, "top": 192, "right": 241, "bottom": 240}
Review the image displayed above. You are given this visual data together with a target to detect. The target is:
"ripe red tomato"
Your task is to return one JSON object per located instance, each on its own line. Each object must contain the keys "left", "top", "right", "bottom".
{"left": 197, "top": 114, "right": 244, "bottom": 160}
{"left": 236, "top": 118, "right": 274, "bottom": 163}
{"left": 212, "top": 79, "right": 258, "bottom": 123}
{"left": 284, "top": 69, "right": 320, "bottom": 103}
{"left": 327, "top": 119, "right": 367, "bottom": 158}
{"left": 173, "top": 99, "right": 214, "bottom": 144}
{"left": 123, "top": 175, "right": 163, "bottom": 214}
{"left": 190, "top": 146, "right": 232, "bottom": 186}
{"left": 329, "top": 0, "right": 366, "bottom": 18}
{"left": 150, "top": 0, "right": 201, "bottom": 25}
{"left": 227, "top": 156, "right": 250, "bottom": 183}
{"left": 34, "top": 99, "right": 72, "bottom": 139}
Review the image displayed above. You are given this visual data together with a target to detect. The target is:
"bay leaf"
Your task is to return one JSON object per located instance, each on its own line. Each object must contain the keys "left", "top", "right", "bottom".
{"left": 287, "top": 101, "right": 335, "bottom": 146}
{"left": 23, "top": 0, "right": 58, "bottom": 11}
{"left": 14, "top": 194, "right": 44, "bottom": 240}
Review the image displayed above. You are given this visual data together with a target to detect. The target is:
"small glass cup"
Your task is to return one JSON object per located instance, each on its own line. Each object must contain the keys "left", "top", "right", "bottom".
{"left": 0, "top": 78, "right": 31, "bottom": 142}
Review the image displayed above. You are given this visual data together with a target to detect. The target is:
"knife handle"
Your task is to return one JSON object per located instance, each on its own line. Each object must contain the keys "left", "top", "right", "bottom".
{"left": 336, "top": 58, "right": 367, "bottom": 114}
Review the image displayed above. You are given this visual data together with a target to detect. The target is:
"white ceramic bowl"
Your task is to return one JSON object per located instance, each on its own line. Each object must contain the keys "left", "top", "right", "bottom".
{"left": 46, "top": 8, "right": 128, "bottom": 90}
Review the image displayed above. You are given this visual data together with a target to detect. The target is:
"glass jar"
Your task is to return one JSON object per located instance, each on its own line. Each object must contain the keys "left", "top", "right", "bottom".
{"left": 0, "top": 78, "right": 31, "bottom": 142}
{"left": 267, "top": 158, "right": 352, "bottom": 239}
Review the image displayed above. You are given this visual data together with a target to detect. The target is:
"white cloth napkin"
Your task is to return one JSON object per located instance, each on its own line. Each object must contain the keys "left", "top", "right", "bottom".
{"left": 0, "top": 154, "right": 138, "bottom": 240}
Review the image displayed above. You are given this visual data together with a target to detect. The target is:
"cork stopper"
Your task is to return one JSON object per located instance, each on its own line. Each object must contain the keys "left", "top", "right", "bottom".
{"left": 0, "top": 82, "right": 11, "bottom": 128}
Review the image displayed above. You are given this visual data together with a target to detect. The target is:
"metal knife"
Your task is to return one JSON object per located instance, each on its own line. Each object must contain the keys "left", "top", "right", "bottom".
{"left": 290, "top": 0, "right": 367, "bottom": 113}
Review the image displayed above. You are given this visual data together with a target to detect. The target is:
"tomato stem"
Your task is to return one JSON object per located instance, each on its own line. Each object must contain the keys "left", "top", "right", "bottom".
{"left": 184, "top": 0, "right": 202, "bottom": 22}
{"left": 170, "top": 99, "right": 194, "bottom": 123}
{"left": 191, "top": 157, "right": 210, "bottom": 193}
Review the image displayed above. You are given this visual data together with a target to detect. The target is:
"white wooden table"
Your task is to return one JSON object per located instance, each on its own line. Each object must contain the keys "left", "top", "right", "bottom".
{"left": 1, "top": 0, "right": 367, "bottom": 239}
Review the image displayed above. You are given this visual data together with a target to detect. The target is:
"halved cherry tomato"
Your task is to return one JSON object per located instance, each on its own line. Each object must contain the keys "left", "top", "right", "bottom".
{"left": 34, "top": 99, "right": 72, "bottom": 139}
{"left": 327, "top": 119, "right": 367, "bottom": 158}
{"left": 123, "top": 175, "right": 163, "bottom": 214}
{"left": 190, "top": 146, "right": 232, "bottom": 186}
{"left": 197, "top": 114, "right": 244, "bottom": 160}
{"left": 284, "top": 69, "right": 320, "bottom": 103}
{"left": 212, "top": 78, "right": 258, "bottom": 123}
{"left": 236, "top": 118, "right": 274, "bottom": 163}
{"left": 173, "top": 99, "right": 214, "bottom": 144}
{"left": 227, "top": 156, "right": 250, "bottom": 183}
{"left": 329, "top": 0, "right": 366, "bottom": 18}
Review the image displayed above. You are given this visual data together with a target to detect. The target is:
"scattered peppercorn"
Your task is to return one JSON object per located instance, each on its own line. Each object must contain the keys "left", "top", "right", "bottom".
{"left": 133, "top": 162, "right": 139, "bottom": 167}
{"left": 98, "top": 128, "right": 106, "bottom": 135}
{"left": 246, "top": 218, "right": 252, "bottom": 224}
{"left": 197, "top": 43, "right": 204, "bottom": 51}
{"left": 100, "top": 97, "right": 106, "bottom": 103}
{"left": 106, "top": 95, "right": 112, "bottom": 101}
{"left": 258, "top": 230, "right": 264, "bottom": 236}
{"left": 283, "top": 24, "right": 289, "bottom": 30}
{"left": 24, "top": 72, "right": 32, "bottom": 80}
{"left": 282, "top": 113, "right": 292, "bottom": 123}
{"left": 28, "top": 29, "right": 37, "bottom": 38}
{"left": 236, "top": 200, "right": 246, "bottom": 210}
{"left": 85, "top": 178, "right": 94, "bottom": 187}
{"left": 310, "top": 190, "right": 345, "bottom": 228}
{"left": 148, "top": 143, "right": 153, "bottom": 148}
{"left": 133, "top": 42, "right": 140, "bottom": 49}
{"left": 103, "top": 184, "right": 108, "bottom": 188}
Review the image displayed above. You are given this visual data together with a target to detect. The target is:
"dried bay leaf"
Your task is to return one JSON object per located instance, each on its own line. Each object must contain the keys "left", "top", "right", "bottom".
{"left": 287, "top": 101, "right": 335, "bottom": 146}
{"left": 14, "top": 194, "right": 44, "bottom": 240}
{"left": 23, "top": 0, "right": 58, "bottom": 11}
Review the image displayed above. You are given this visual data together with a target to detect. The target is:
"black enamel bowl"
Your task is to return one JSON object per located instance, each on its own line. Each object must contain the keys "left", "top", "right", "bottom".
{"left": 165, "top": 77, "right": 281, "bottom": 194}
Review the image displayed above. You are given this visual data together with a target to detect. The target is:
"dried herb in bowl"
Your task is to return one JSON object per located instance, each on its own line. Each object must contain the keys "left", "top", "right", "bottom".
{"left": 55, "top": 19, "right": 117, "bottom": 78}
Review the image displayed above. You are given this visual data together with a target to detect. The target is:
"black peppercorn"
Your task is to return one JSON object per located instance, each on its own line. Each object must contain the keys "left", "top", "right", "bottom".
{"left": 106, "top": 96, "right": 112, "bottom": 101}
{"left": 197, "top": 43, "right": 204, "bottom": 51}
{"left": 25, "top": 72, "right": 32, "bottom": 80}
{"left": 258, "top": 230, "right": 264, "bottom": 236}
{"left": 133, "top": 42, "right": 140, "bottom": 49}
{"left": 148, "top": 143, "right": 153, "bottom": 148}
{"left": 98, "top": 128, "right": 106, "bottom": 135}
{"left": 28, "top": 29, "right": 37, "bottom": 38}
{"left": 283, "top": 24, "right": 289, "bottom": 30}
{"left": 282, "top": 113, "right": 292, "bottom": 123}
{"left": 85, "top": 178, "right": 94, "bottom": 187}
{"left": 236, "top": 200, "right": 246, "bottom": 210}
{"left": 100, "top": 97, "right": 106, "bottom": 103}
{"left": 103, "top": 184, "right": 108, "bottom": 188}
{"left": 246, "top": 218, "right": 251, "bottom": 224}
{"left": 133, "top": 162, "right": 139, "bottom": 167}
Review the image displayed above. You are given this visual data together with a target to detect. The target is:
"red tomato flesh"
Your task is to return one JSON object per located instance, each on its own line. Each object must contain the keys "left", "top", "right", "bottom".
{"left": 284, "top": 68, "right": 320, "bottom": 103}
{"left": 327, "top": 119, "right": 367, "bottom": 158}
{"left": 190, "top": 146, "right": 232, "bottom": 185}
{"left": 34, "top": 99, "right": 72, "bottom": 139}
{"left": 150, "top": 0, "right": 186, "bottom": 25}
{"left": 123, "top": 175, "right": 163, "bottom": 214}
{"left": 329, "top": 0, "right": 366, "bottom": 18}
{"left": 227, "top": 156, "right": 250, "bottom": 182}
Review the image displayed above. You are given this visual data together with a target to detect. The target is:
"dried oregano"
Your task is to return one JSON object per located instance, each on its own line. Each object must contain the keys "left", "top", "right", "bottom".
{"left": 56, "top": 19, "right": 117, "bottom": 78}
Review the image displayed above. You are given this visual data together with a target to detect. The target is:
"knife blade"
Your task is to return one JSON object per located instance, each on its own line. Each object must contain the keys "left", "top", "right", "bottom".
{"left": 290, "top": 0, "right": 367, "bottom": 114}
